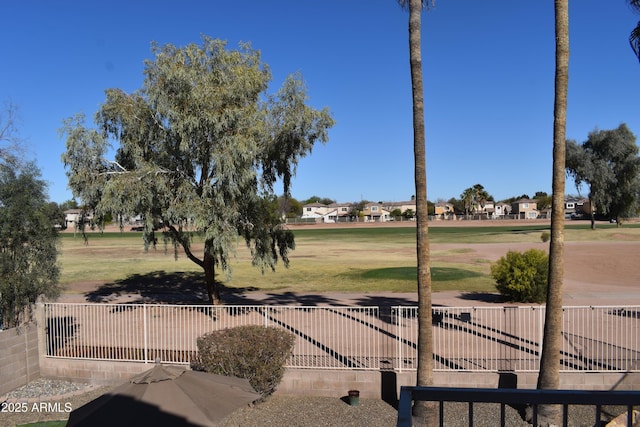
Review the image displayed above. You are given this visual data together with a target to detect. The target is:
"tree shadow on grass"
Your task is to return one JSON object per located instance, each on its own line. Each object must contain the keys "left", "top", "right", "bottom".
{"left": 353, "top": 295, "right": 418, "bottom": 307}
{"left": 85, "top": 271, "right": 258, "bottom": 305}
{"left": 84, "top": 271, "right": 341, "bottom": 306}
{"left": 224, "top": 291, "right": 343, "bottom": 306}
{"left": 457, "top": 292, "right": 508, "bottom": 304}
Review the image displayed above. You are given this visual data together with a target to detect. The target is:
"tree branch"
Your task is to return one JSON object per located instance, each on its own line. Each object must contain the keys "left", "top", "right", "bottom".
{"left": 165, "top": 223, "right": 204, "bottom": 268}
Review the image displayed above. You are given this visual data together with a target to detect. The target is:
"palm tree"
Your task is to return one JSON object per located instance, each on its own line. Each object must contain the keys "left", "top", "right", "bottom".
{"left": 535, "top": 1, "right": 569, "bottom": 425}
{"left": 629, "top": 0, "right": 640, "bottom": 60}
{"left": 397, "top": 0, "right": 435, "bottom": 424}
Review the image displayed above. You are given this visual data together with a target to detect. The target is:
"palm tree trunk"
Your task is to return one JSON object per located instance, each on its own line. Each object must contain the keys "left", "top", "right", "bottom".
{"left": 407, "top": 0, "right": 436, "bottom": 424}
{"left": 535, "top": 1, "right": 568, "bottom": 425}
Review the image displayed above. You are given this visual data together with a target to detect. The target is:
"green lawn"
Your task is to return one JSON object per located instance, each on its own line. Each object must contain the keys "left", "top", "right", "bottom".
{"left": 58, "top": 222, "right": 640, "bottom": 296}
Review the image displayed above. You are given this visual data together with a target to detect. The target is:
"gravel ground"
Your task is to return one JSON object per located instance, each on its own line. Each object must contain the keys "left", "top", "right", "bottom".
{"left": 1, "top": 379, "right": 110, "bottom": 426}
{"left": 2, "top": 379, "right": 632, "bottom": 427}
{"left": 218, "top": 396, "right": 620, "bottom": 427}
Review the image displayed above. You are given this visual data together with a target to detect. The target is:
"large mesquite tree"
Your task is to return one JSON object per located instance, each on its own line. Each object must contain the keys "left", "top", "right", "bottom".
{"left": 566, "top": 124, "right": 640, "bottom": 228}
{"left": 62, "top": 37, "right": 334, "bottom": 304}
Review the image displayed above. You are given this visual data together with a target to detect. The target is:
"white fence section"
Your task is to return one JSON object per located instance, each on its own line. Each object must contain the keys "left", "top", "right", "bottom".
{"left": 43, "top": 303, "right": 640, "bottom": 372}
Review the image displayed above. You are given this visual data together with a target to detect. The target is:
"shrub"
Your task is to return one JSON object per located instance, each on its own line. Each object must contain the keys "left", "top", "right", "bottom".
{"left": 490, "top": 249, "right": 549, "bottom": 303}
{"left": 191, "top": 325, "right": 295, "bottom": 396}
{"left": 540, "top": 231, "right": 550, "bottom": 242}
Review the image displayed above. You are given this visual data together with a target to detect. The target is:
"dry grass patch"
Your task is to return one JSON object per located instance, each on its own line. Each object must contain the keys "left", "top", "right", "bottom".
{"left": 57, "top": 223, "right": 640, "bottom": 299}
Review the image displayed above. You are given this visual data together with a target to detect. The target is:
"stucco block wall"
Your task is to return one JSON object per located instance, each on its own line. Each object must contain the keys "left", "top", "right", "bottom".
{"left": 0, "top": 323, "right": 40, "bottom": 395}
{"left": 272, "top": 369, "right": 640, "bottom": 399}
{"left": 39, "top": 359, "right": 158, "bottom": 386}
{"left": 23, "top": 357, "right": 640, "bottom": 399}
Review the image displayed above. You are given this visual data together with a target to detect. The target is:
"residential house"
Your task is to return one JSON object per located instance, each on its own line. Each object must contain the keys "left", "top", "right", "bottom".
{"left": 328, "top": 202, "right": 353, "bottom": 222}
{"left": 362, "top": 202, "right": 390, "bottom": 222}
{"left": 564, "top": 197, "right": 590, "bottom": 218}
{"left": 434, "top": 202, "right": 455, "bottom": 219}
{"left": 494, "top": 202, "right": 510, "bottom": 218}
{"left": 64, "top": 209, "right": 94, "bottom": 229}
{"left": 301, "top": 203, "right": 331, "bottom": 219}
{"left": 471, "top": 200, "right": 495, "bottom": 218}
{"left": 383, "top": 199, "right": 417, "bottom": 217}
{"left": 301, "top": 203, "right": 336, "bottom": 223}
{"left": 510, "top": 199, "right": 539, "bottom": 219}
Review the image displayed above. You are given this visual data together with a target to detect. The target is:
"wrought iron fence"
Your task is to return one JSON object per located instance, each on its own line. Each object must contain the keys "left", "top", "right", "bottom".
{"left": 43, "top": 303, "right": 640, "bottom": 372}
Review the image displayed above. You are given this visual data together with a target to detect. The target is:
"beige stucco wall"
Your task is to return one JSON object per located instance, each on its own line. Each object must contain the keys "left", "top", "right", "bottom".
{"left": 35, "top": 358, "right": 640, "bottom": 399}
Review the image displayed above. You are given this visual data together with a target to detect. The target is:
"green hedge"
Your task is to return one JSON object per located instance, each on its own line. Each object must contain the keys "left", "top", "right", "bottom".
{"left": 491, "top": 249, "right": 548, "bottom": 303}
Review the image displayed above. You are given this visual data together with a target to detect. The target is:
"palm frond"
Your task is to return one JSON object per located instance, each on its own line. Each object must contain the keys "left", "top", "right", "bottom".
{"left": 397, "top": 0, "right": 434, "bottom": 11}
{"left": 630, "top": 0, "right": 640, "bottom": 12}
{"left": 630, "top": 22, "right": 640, "bottom": 62}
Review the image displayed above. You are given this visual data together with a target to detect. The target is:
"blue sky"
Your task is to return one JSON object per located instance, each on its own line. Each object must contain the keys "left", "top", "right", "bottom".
{"left": 2, "top": 1, "right": 639, "bottom": 204}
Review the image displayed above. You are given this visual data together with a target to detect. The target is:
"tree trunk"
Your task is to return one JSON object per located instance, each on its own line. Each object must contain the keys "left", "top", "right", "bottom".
{"left": 535, "top": 1, "right": 568, "bottom": 426}
{"left": 407, "top": 0, "right": 437, "bottom": 424}
{"left": 203, "top": 240, "right": 221, "bottom": 305}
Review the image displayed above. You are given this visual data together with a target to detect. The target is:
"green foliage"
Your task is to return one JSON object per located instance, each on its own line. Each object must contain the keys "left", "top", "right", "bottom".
{"left": 540, "top": 231, "right": 550, "bottom": 242}
{"left": 566, "top": 124, "right": 640, "bottom": 223}
{"left": 402, "top": 208, "right": 415, "bottom": 219}
{"left": 60, "top": 37, "right": 334, "bottom": 303}
{"left": 0, "top": 163, "right": 60, "bottom": 327}
{"left": 535, "top": 192, "right": 552, "bottom": 211}
{"left": 490, "top": 249, "right": 548, "bottom": 303}
{"left": 460, "top": 184, "right": 494, "bottom": 216}
{"left": 191, "top": 325, "right": 295, "bottom": 396}
{"left": 302, "top": 196, "right": 335, "bottom": 205}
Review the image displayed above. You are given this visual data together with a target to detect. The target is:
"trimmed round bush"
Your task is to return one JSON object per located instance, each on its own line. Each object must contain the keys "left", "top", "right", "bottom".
{"left": 191, "top": 325, "right": 295, "bottom": 397}
{"left": 490, "top": 249, "right": 549, "bottom": 303}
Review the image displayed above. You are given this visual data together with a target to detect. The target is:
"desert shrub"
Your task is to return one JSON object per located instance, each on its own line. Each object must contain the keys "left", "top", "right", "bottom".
{"left": 540, "top": 231, "right": 550, "bottom": 242}
{"left": 191, "top": 325, "right": 295, "bottom": 396}
{"left": 490, "top": 249, "right": 548, "bottom": 303}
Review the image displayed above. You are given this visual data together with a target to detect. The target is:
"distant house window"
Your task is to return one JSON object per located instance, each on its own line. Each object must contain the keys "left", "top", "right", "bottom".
{"left": 566, "top": 203, "right": 574, "bottom": 209}
{"left": 340, "top": 207, "right": 348, "bottom": 212}
{"left": 522, "top": 203, "right": 529, "bottom": 208}
{"left": 371, "top": 206, "right": 378, "bottom": 212}
{"left": 306, "top": 207, "right": 312, "bottom": 212}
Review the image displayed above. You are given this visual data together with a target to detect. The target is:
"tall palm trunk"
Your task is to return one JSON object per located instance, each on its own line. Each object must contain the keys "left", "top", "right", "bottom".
{"left": 535, "top": 1, "right": 569, "bottom": 425}
{"left": 407, "top": 0, "right": 436, "bottom": 424}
